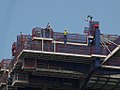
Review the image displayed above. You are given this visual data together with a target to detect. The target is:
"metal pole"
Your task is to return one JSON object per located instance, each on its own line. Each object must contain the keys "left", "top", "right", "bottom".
{"left": 42, "top": 39, "right": 43, "bottom": 51}
{"left": 17, "top": 73, "right": 18, "bottom": 81}
{"left": 54, "top": 40, "right": 56, "bottom": 52}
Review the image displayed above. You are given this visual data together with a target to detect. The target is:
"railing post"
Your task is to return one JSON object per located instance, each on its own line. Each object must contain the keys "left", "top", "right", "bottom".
{"left": 42, "top": 39, "right": 43, "bottom": 51}
{"left": 17, "top": 73, "right": 18, "bottom": 81}
{"left": 13, "top": 74, "right": 15, "bottom": 83}
{"left": 35, "top": 59, "right": 37, "bottom": 68}
{"left": 54, "top": 40, "right": 56, "bottom": 52}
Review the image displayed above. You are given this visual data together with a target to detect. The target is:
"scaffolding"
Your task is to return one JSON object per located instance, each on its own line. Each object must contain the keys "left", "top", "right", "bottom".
{"left": 0, "top": 71, "right": 8, "bottom": 86}
{"left": 1, "top": 19, "right": 120, "bottom": 90}
{"left": 12, "top": 72, "right": 28, "bottom": 86}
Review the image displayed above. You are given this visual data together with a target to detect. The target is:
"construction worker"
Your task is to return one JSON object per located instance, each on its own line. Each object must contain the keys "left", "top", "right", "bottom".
{"left": 45, "top": 23, "right": 51, "bottom": 38}
{"left": 45, "top": 23, "right": 54, "bottom": 38}
{"left": 45, "top": 28, "right": 49, "bottom": 38}
{"left": 41, "top": 27, "right": 44, "bottom": 38}
{"left": 85, "top": 15, "right": 93, "bottom": 21}
{"left": 64, "top": 29, "right": 68, "bottom": 44}
{"left": 47, "top": 23, "right": 54, "bottom": 38}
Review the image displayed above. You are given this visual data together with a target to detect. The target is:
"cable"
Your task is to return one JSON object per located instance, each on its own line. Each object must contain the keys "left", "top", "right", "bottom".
{"left": 101, "top": 36, "right": 111, "bottom": 45}
{"left": 101, "top": 35, "right": 119, "bottom": 47}
{"left": 100, "top": 40, "right": 105, "bottom": 48}
{"left": 100, "top": 37, "right": 111, "bottom": 53}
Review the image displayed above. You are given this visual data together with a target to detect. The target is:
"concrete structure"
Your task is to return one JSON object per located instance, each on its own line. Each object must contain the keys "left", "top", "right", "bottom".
{"left": 0, "top": 18, "right": 120, "bottom": 90}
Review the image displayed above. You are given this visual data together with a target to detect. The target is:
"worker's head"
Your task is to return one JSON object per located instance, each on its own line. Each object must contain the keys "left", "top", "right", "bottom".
{"left": 47, "top": 23, "right": 50, "bottom": 27}
{"left": 64, "top": 29, "right": 67, "bottom": 31}
{"left": 20, "top": 32, "right": 22, "bottom": 35}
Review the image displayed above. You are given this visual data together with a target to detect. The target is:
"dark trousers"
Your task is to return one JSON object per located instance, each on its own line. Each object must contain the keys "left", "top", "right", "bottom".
{"left": 64, "top": 35, "right": 67, "bottom": 44}
{"left": 45, "top": 29, "right": 50, "bottom": 38}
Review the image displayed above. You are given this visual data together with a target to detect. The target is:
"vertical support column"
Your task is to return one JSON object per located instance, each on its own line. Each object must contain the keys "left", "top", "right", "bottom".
{"left": 95, "top": 29, "right": 101, "bottom": 54}
{"left": 17, "top": 73, "right": 18, "bottom": 81}
{"left": 93, "top": 58, "right": 100, "bottom": 68}
{"left": 90, "top": 57, "right": 100, "bottom": 72}
{"left": 22, "top": 59, "right": 25, "bottom": 69}
{"left": 54, "top": 40, "right": 56, "bottom": 52}
{"left": 93, "top": 23, "right": 101, "bottom": 67}
{"left": 95, "top": 29, "right": 100, "bottom": 46}
{"left": 42, "top": 39, "right": 43, "bottom": 51}
{"left": 35, "top": 59, "right": 37, "bottom": 68}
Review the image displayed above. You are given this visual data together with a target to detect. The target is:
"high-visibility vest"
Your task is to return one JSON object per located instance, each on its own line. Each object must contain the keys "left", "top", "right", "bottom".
{"left": 64, "top": 31, "right": 68, "bottom": 35}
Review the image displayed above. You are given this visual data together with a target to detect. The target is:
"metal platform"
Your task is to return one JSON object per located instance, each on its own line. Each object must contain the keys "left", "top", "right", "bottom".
{"left": 12, "top": 80, "right": 28, "bottom": 86}
{"left": 18, "top": 49, "right": 106, "bottom": 62}
{"left": 32, "top": 68, "right": 86, "bottom": 79}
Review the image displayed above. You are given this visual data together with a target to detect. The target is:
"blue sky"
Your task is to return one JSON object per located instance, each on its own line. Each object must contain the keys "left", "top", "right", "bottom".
{"left": 0, "top": 0, "right": 120, "bottom": 60}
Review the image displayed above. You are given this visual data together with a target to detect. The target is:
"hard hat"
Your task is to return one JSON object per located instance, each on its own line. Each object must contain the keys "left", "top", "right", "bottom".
{"left": 85, "top": 18, "right": 88, "bottom": 21}
{"left": 64, "top": 29, "right": 67, "bottom": 31}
